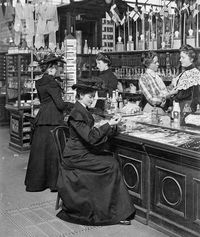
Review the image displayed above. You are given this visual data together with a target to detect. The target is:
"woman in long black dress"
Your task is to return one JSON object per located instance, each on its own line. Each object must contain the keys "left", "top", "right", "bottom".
{"left": 25, "top": 53, "right": 73, "bottom": 192}
{"left": 96, "top": 52, "right": 118, "bottom": 97}
{"left": 169, "top": 44, "right": 200, "bottom": 113}
{"left": 56, "top": 81, "right": 135, "bottom": 226}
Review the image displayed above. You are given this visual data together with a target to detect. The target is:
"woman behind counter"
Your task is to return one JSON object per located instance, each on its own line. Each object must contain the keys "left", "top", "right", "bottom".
{"left": 56, "top": 81, "right": 135, "bottom": 226}
{"left": 169, "top": 44, "right": 200, "bottom": 113}
{"left": 96, "top": 52, "right": 118, "bottom": 97}
{"left": 25, "top": 53, "right": 73, "bottom": 192}
{"left": 138, "top": 51, "right": 170, "bottom": 114}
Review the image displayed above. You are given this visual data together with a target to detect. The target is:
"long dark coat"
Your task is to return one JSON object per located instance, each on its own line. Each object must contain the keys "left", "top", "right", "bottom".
{"left": 56, "top": 101, "right": 135, "bottom": 225}
{"left": 24, "top": 74, "right": 73, "bottom": 192}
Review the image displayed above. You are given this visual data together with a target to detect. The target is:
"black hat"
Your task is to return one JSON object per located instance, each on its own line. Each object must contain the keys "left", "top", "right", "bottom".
{"left": 72, "top": 79, "right": 100, "bottom": 91}
{"left": 39, "top": 53, "right": 66, "bottom": 65}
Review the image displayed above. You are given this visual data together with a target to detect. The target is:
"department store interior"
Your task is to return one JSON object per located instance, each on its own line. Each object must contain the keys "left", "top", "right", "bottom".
{"left": 0, "top": 0, "right": 200, "bottom": 237}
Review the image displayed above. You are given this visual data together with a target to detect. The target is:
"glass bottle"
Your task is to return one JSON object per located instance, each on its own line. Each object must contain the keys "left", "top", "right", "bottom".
{"left": 83, "top": 40, "right": 88, "bottom": 54}
{"left": 151, "top": 105, "right": 159, "bottom": 124}
{"left": 172, "top": 101, "right": 180, "bottom": 124}
{"left": 111, "top": 91, "right": 118, "bottom": 112}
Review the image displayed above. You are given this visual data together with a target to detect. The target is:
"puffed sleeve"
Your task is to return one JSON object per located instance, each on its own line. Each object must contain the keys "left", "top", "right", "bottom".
{"left": 174, "top": 87, "right": 193, "bottom": 102}
{"left": 139, "top": 74, "right": 163, "bottom": 106}
{"left": 47, "top": 80, "right": 74, "bottom": 111}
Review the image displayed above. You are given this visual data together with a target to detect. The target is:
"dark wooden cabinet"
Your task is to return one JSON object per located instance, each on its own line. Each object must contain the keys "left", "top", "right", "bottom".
{"left": 147, "top": 145, "right": 200, "bottom": 237}
{"left": 0, "top": 52, "right": 9, "bottom": 126}
{"left": 113, "top": 126, "right": 200, "bottom": 237}
{"left": 115, "top": 142, "right": 150, "bottom": 224}
{"left": 5, "top": 53, "right": 36, "bottom": 152}
{"left": 0, "top": 95, "right": 9, "bottom": 126}
{"left": 8, "top": 108, "right": 31, "bottom": 152}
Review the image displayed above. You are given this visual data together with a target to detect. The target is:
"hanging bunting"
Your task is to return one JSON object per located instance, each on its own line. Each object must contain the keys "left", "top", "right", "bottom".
{"left": 120, "top": 15, "right": 126, "bottom": 25}
{"left": 193, "top": 1, "right": 200, "bottom": 18}
{"left": 109, "top": 3, "right": 121, "bottom": 26}
{"left": 106, "top": 12, "right": 111, "bottom": 21}
{"left": 129, "top": 8, "right": 140, "bottom": 22}
{"left": 180, "top": 3, "right": 190, "bottom": 15}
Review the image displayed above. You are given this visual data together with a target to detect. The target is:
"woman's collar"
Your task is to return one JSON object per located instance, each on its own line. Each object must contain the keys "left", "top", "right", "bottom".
{"left": 183, "top": 64, "right": 195, "bottom": 71}
{"left": 99, "top": 68, "right": 110, "bottom": 74}
{"left": 146, "top": 68, "right": 157, "bottom": 77}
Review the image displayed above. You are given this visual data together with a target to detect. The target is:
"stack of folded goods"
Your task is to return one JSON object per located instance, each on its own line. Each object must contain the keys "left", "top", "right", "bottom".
{"left": 185, "top": 114, "right": 200, "bottom": 126}
{"left": 120, "top": 102, "right": 140, "bottom": 114}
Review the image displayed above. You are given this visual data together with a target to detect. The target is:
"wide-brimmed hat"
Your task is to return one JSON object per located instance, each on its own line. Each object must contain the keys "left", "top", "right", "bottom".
{"left": 39, "top": 53, "right": 66, "bottom": 65}
{"left": 72, "top": 79, "right": 101, "bottom": 91}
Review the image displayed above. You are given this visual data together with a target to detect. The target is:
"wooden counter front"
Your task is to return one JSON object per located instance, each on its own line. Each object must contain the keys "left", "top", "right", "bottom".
{"left": 112, "top": 126, "right": 200, "bottom": 237}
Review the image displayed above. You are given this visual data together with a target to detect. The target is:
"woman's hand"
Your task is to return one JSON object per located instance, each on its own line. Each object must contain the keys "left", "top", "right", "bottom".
{"left": 168, "top": 88, "right": 178, "bottom": 97}
{"left": 109, "top": 114, "right": 122, "bottom": 126}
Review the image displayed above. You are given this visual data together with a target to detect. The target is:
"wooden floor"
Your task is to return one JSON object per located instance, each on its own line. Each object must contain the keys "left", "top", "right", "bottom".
{"left": 0, "top": 126, "right": 169, "bottom": 237}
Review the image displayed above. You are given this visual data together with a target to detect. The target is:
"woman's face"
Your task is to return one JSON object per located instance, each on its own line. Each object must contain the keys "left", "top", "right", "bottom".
{"left": 80, "top": 92, "right": 95, "bottom": 107}
{"left": 96, "top": 60, "right": 108, "bottom": 72}
{"left": 149, "top": 56, "right": 159, "bottom": 72}
{"left": 180, "top": 51, "right": 193, "bottom": 67}
{"left": 48, "top": 65, "right": 58, "bottom": 76}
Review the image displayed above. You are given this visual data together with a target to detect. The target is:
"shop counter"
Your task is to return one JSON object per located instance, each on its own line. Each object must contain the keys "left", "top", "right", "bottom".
{"left": 111, "top": 120, "right": 200, "bottom": 237}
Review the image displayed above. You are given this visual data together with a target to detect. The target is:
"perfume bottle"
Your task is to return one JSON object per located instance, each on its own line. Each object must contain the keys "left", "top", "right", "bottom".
{"left": 116, "top": 36, "right": 124, "bottom": 52}
{"left": 127, "top": 35, "right": 134, "bottom": 51}
{"left": 83, "top": 39, "right": 88, "bottom": 54}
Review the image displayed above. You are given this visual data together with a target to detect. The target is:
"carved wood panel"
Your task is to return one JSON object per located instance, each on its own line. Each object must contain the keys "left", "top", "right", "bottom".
{"left": 154, "top": 165, "right": 186, "bottom": 217}
{"left": 116, "top": 147, "right": 149, "bottom": 211}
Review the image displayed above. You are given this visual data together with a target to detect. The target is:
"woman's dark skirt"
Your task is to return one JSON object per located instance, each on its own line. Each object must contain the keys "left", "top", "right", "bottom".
{"left": 56, "top": 152, "right": 135, "bottom": 225}
{"left": 25, "top": 125, "right": 58, "bottom": 192}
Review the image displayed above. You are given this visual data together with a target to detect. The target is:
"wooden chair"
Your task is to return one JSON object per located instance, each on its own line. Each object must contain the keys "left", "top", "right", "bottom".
{"left": 51, "top": 125, "right": 69, "bottom": 210}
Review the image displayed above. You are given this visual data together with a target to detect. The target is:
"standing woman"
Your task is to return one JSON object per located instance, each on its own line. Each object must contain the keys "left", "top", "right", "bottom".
{"left": 25, "top": 53, "right": 73, "bottom": 192}
{"left": 56, "top": 81, "right": 135, "bottom": 226}
{"left": 139, "top": 51, "right": 170, "bottom": 113}
{"left": 96, "top": 52, "right": 118, "bottom": 97}
{"left": 169, "top": 44, "right": 200, "bottom": 113}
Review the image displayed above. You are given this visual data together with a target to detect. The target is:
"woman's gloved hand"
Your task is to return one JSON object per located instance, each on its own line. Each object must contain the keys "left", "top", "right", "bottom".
{"left": 108, "top": 114, "right": 122, "bottom": 127}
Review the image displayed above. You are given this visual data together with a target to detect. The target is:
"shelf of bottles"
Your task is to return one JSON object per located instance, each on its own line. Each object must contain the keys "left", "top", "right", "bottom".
{"left": 6, "top": 53, "right": 36, "bottom": 109}
{"left": 114, "top": 66, "right": 178, "bottom": 82}
{"left": 0, "top": 52, "right": 6, "bottom": 95}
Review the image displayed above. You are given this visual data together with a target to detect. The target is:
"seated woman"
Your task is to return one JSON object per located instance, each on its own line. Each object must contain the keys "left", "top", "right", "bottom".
{"left": 169, "top": 44, "right": 200, "bottom": 113}
{"left": 56, "top": 81, "right": 135, "bottom": 226}
{"left": 138, "top": 51, "right": 170, "bottom": 114}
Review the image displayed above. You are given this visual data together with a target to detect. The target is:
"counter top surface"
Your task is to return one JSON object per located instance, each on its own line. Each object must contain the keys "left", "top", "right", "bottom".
{"left": 113, "top": 113, "right": 200, "bottom": 156}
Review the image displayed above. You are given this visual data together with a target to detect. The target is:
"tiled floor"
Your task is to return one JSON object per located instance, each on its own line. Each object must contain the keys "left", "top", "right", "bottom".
{"left": 0, "top": 126, "right": 169, "bottom": 237}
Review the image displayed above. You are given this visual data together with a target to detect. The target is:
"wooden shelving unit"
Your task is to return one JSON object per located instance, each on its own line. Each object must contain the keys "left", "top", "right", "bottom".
{"left": 5, "top": 53, "right": 37, "bottom": 152}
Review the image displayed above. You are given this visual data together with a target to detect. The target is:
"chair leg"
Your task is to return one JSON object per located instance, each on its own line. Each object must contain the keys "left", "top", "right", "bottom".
{"left": 55, "top": 193, "right": 62, "bottom": 210}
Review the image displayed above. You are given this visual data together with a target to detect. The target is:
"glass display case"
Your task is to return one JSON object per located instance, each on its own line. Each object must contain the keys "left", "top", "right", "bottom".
{"left": 5, "top": 53, "right": 36, "bottom": 109}
{"left": 5, "top": 53, "right": 38, "bottom": 152}
{"left": 77, "top": 54, "right": 98, "bottom": 79}
{"left": 112, "top": 117, "right": 200, "bottom": 237}
{"left": 0, "top": 52, "right": 9, "bottom": 125}
{"left": 122, "top": 121, "right": 200, "bottom": 152}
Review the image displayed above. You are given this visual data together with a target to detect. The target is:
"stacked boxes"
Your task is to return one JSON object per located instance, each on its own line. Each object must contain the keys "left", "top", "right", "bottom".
{"left": 64, "top": 34, "right": 77, "bottom": 103}
{"left": 101, "top": 18, "right": 115, "bottom": 52}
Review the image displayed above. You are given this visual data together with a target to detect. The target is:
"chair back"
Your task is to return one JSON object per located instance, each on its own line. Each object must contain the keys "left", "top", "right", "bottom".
{"left": 51, "top": 125, "right": 69, "bottom": 164}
